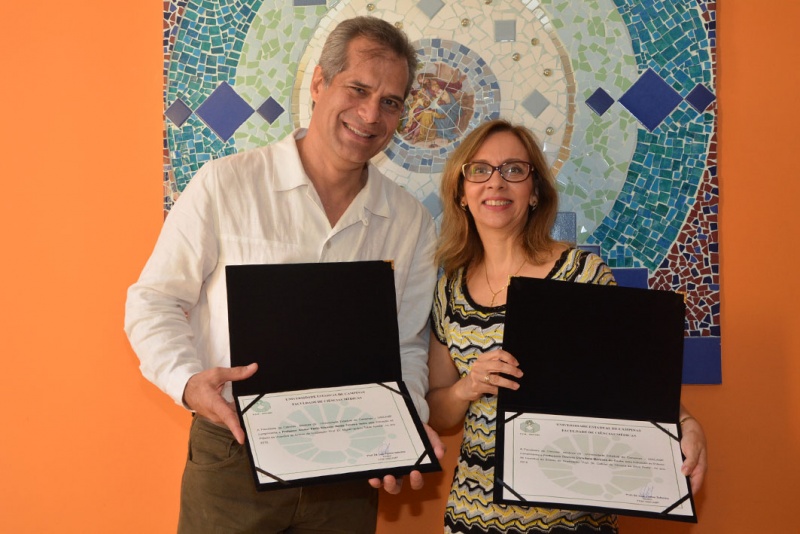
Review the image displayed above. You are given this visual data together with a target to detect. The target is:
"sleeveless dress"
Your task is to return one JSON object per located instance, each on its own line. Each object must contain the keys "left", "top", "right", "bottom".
{"left": 431, "top": 248, "right": 619, "bottom": 534}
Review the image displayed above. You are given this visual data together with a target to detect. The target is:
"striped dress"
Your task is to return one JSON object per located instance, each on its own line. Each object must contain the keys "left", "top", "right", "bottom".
{"left": 431, "top": 248, "right": 619, "bottom": 534}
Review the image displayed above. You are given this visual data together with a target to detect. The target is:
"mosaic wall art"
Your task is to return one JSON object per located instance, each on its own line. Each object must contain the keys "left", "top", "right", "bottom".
{"left": 162, "top": 0, "right": 720, "bottom": 383}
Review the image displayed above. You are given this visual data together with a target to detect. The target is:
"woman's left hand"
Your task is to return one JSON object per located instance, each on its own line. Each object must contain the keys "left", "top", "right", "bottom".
{"left": 679, "top": 415, "right": 708, "bottom": 494}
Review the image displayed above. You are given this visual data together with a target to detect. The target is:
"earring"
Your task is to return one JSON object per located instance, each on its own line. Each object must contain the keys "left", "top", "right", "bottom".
{"left": 529, "top": 201, "right": 538, "bottom": 212}
{"left": 460, "top": 201, "right": 468, "bottom": 211}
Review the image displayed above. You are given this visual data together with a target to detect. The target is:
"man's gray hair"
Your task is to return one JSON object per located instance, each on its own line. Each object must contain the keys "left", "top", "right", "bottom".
{"left": 318, "top": 16, "right": 418, "bottom": 98}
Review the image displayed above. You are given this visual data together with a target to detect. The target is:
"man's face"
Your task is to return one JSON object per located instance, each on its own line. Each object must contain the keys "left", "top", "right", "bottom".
{"left": 309, "top": 36, "right": 409, "bottom": 170}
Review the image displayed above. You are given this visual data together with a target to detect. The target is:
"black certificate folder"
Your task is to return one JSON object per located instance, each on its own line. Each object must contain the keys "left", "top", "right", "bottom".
{"left": 494, "top": 277, "right": 696, "bottom": 522}
{"left": 226, "top": 261, "right": 440, "bottom": 491}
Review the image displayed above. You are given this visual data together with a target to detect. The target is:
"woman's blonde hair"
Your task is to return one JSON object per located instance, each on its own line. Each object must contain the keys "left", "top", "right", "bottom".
{"left": 436, "top": 119, "right": 560, "bottom": 277}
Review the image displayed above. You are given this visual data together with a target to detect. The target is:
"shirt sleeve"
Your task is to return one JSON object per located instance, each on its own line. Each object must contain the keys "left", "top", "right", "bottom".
{"left": 561, "top": 248, "right": 617, "bottom": 286}
{"left": 581, "top": 251, "right": 617, "bottom": 286}
{"left": 123, "top": 162, "right": 221, "bottom": 407}
{"left": 396, "top": 214, "right": 438, "bottom": 424}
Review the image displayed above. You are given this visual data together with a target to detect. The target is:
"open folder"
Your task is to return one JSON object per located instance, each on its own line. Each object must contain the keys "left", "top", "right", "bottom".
{"left": 226, "top": 261, "right": 440, "bottom": 491}
{"left": 494, "top": 276, "right": 697, "bottom": 522}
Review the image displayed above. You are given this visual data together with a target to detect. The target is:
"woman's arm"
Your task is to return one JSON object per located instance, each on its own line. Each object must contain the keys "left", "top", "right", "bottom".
{"left": 426, "top": 337, "right": 469, "bottom": 432}
{"left": 426, "top": 336, "right": 523, "bottom": 432}
{"left": 678, "top": 404, "right": 708, "bottom": 494}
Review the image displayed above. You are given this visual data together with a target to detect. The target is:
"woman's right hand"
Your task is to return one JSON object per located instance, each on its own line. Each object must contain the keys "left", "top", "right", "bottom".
{"left": 456, "top": 349, "right": 523, "bottom": 401}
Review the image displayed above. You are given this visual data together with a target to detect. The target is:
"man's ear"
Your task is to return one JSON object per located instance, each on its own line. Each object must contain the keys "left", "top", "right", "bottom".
{"left": 310, "top": 65, "right": 325, "bottom": 105}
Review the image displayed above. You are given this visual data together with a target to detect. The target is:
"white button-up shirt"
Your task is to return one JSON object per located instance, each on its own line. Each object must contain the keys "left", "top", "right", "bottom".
{"left": 125, "top": 130, "right": 437, "bottom": 421}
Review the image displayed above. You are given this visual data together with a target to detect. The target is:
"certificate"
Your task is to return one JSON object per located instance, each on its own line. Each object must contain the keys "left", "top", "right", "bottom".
{"left": 238, "top": 382, "right": 439, "bottom": 489}
{"left": 496, "top": 413, "right": 693, "bottom": 518}
{"left": 495, "top": 276, "right": 696, "bottom": 522}
{"left": 226, "top": 261, "right": 441, "bottom": 490}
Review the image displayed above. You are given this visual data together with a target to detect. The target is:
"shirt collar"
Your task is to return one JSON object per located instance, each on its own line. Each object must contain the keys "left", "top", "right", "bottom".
{"left": 272, "top": 128, "right": 392, "bottom": 220}
{"left": 270, "top": 129, "right": 312, "bottom": 192}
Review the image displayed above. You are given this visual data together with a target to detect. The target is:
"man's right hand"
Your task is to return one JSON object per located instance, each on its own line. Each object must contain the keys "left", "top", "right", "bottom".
{"left": 182, "top": 363, "right": 258, "bottom": 444}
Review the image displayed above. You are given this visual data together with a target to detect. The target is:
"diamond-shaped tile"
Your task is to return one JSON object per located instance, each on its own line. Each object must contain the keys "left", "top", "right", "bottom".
{"left": 195, "top": 82, "right": 254, "bottom": 141}
{"left": 521, "top": 90, "right": 550, "bottom": 119}
{"left": 422, "top": 193, "right": 443, "bottom": 218}
{"left": 685, "top": 83, "right": 716, "bottom": 112}
{"left": 618, "top": 69, "right": 682, "bottom": 132}
{"left": 417, "top": 0, "right": 445, "bottom": 19}
{"left": 585, "top": 88, "right": 615, "bottom": 116}
{"left": 495, "top": 20, "right": 516, "bottom": 42}
{"left": 165, "top": 98, "right": 193, "bottom": 127}
{"left": 257, "top": 97, "right": 285, "bottom": 124}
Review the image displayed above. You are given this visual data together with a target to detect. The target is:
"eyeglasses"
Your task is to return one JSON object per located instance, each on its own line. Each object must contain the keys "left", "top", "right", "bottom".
{"left": 461, "top": 161, "right": 533, "bottom": 183}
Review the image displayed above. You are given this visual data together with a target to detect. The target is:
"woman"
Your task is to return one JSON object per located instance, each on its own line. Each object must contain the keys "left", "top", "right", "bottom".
{"left": 426, "top": 119, "right": 707, "bottom": 533}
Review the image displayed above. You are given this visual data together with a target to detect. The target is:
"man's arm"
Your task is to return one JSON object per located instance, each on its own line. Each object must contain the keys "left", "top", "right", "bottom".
{"left": 124, "top": 164, "right": 224, "bottom": 408}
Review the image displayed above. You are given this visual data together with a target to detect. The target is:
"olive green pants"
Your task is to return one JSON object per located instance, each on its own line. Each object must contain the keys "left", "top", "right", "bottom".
{"left": 178, "top": 415, "right": 379, "bottom": 533}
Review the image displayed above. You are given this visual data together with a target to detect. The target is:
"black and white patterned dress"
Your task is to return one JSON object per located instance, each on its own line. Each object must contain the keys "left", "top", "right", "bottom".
{"left": 431, "top": 248, "right": 619, "bottom": 534}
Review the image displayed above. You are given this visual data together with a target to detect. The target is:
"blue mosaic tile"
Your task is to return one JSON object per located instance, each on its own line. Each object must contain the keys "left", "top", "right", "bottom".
{"left": 417, "top": 0, "right": 445, "bottom": 20}
{"left": 585, "top": 88, "right": 615, "bottom": 116}
{"left": 165, "top": 98, "right": 193, "bottom": 127}
{"left": 521, "top": 89, "right": 550, "bottom": 119}
{"left": 256, "top": 97, "right": 284, "bottom": 124}
{"left": 683, "top": 338, "right": 721, "bottom": 384}
{"left": 618, "top": 68, "right": 683, "bottom": 132}
{"left": 551, "top": 212, "right": 577, "bottom": 242}
{"left": 685, "top": 83, "right": 716, "bottom": 112}
{"left": 422, "top": 193, "right": 443, "bottom": 218}
{"left": 494, "top": 20, "right": 516, "bottom": 42}
{"left": 195, "top": 82, "right": 254, "bottom": 142}
{"left": 611, "top": 268, "right": 649, "bottom": 289}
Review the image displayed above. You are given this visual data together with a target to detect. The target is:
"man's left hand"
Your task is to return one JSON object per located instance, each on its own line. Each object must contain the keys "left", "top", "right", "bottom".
{"left": 368, "top": 423, "right": 445, "bottom": 494}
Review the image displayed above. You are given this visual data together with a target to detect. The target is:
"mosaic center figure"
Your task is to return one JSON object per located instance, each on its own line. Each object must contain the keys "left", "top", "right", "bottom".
{"left": 400, "top": 65, "right": 473, "bottom": 147}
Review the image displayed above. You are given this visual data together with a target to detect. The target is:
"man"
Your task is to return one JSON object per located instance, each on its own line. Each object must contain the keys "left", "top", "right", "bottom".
{"left": 125, "top": 16, "right": 443, "bottom": 533}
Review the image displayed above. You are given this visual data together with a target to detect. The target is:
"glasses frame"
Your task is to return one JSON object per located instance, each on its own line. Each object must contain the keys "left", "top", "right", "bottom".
{"left": 461, "top": 160, "right": 534, "bottom": 183}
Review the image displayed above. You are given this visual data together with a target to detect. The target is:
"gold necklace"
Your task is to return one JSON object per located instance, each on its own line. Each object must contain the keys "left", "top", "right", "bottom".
{"left": 484, "top": 258, "right": 527, "bottom": 306}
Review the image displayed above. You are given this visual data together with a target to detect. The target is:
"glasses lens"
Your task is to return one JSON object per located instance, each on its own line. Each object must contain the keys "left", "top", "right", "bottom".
{"left": 500, "top": 162, "right": 531, "bottom": 182}
{"left": 464, "top": 163, "right": 493, "bottom": 182}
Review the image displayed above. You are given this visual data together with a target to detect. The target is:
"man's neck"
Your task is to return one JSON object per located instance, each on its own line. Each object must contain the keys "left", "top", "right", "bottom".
{"left": 296, "top": 134, "right": 368, "bottom": 227}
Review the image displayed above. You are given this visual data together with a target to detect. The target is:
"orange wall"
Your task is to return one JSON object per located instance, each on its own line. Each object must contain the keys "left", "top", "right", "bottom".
{"left": 1, "top": 2, "right": 797, "bottom": 532}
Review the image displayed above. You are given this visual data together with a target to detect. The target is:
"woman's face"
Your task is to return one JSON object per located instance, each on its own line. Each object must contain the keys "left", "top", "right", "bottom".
{"left": 460, "top": 130, "right": 536, "bottom": 237}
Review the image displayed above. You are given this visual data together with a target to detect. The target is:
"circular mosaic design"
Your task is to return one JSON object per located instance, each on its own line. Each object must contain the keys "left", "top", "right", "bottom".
{"left": 165, "top": 0, "right": 719, "bottom": 379}
{"left": 385, "top": 39, "right": 500, "bottom": 174}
